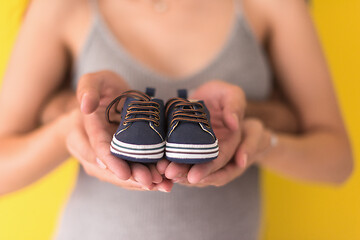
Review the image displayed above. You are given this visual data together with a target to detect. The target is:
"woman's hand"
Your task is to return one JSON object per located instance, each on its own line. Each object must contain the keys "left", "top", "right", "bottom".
{"left": 163, "top": 80, "right": 246, "bottom": 184}
{"left": 76, "top": 71, "right": 173, "bottom": 191}
{"left": 40, "top": 71, "right": 173, "bottom": 191}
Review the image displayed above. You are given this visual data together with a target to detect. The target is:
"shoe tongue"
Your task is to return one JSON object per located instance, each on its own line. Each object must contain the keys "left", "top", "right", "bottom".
{"left": 145, "top": 87, "right": 155, "bottom": 97}
{"left": 177, "top": 89, "right": 188, "bottom": 99}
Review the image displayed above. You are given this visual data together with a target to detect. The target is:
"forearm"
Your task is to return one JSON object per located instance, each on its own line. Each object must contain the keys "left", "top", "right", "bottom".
{"left": 259, "top": 129, "right": 353, "bottom": 184}
{"left": 0, "top": 113, "right": 73, "bottom": 195}
{"left": 246, "top": 100, "right": 299, "bottom": 133}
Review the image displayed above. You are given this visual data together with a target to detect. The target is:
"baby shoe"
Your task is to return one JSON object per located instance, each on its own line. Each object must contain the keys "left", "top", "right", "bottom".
{"left": 165, "top": 89, "right": 219, "bottom": 164}
{"left": 106, "top": 88, "right": 165, "bottom": 163}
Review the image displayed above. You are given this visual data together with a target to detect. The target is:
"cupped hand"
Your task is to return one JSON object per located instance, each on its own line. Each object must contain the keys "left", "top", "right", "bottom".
{"left": 76, "top": 71, "right": 172, "bottom": 190}
{"left": 163, "top": 80, "right": 246, "bottom": 184}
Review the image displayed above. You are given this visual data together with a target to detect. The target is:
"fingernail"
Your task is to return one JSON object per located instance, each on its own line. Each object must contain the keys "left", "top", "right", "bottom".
{"left": 142, "top": 186, "right": 151, "bottom": 191}
{"left": 241, "top": 154, "right": 248, "bottom": 168}
{"left": 80, "top": 93, "right": 87, "bottom": 112}
{"left": 96, "top": 158, "right": 107, "bottom": 169}
{"left": 158, "top": 187, "right": 169, "bottom": 193}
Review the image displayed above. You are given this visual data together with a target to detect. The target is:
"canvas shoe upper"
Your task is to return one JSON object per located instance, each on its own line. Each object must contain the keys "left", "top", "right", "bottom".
{"left": 165, "top": 90, "right": 219, "bottom": 164}
{"left": 106, "top": 89, "right": 165, "bottom": 163}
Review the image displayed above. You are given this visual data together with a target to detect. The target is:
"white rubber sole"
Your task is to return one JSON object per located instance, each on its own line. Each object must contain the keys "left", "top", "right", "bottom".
{"left": 165, "top": 140, "right": 219, "bottom": 160}
{"left": 111, "top": 136, "right": 165, "bottom": 160}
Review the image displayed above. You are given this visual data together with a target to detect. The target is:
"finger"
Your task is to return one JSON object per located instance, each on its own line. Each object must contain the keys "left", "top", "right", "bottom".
{"left": 156, "top": 159, "right": 171, "bottom": 175}
{"left": 191, "top": 80, "right": 245, "bottom": 131}
{"left": 187, "top": 131, "right": 240, "bottom": 184}
{"left": 187, "top": 157, "right": 224, "bottom": 184}
{"left": 131, "top": 163, "right": 153, "bottom": 188}
{"left": 66, "top": 125, "right": 128, "bottom": 183}
{"left": 67, "top": 119, "right": 131, "bottom": 179}
{"left": 235, "top": 119, "right": 264, "bottom": 168}
{"left": 199, "top": 161, "right": 244, "bottom": 187}
{"left": 84, "top": 164, "right": 149, "bottom": 191}
{"left": 81, "top": 93, "right": 100, "bottom": 115}
{"left": 77, "top": 73, "right": 103, "bottom": 114}
{"left": 66, "top": 124, "right": 97, "bottom": 165}
{"left": 66, "top": 124, "right": 155, "bottom": 191}
{"left": 77, "top": 71, "right": 131, "bottom": 114}
{"left": 83, "top": 111, "right": 131, "bottom": 180}
{"left": 165, "top": 162, "right": 191, "bottom": 180}
{"left": 149, "top": 164, "right": 163, "bottom": 184}
{"left": 220, "top": 86, "right": 245, "bottom": 131}
{"left": 91, "top": 134, "right": 132, "bottom": 180}
{"left": 154, "top": 178, "right": 174, "bottom": 193}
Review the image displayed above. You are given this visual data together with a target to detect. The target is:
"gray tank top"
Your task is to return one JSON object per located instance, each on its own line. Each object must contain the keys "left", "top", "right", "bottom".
{"left": 56, "top": 1, "right": 272, "bottom": 239}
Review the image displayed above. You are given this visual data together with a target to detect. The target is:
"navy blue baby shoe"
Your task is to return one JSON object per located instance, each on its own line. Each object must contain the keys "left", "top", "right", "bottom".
{"left": 106, "top": 88, "right": 165, "bottom": 163}
{"left": 165, "top": 90, "right": 219, "bottom": 164}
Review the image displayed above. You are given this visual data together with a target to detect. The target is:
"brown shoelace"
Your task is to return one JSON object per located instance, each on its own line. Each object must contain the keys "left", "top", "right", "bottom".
{"left": 165, "top": 98, "right": 209, "bottom": 127}
{"left": 106, "top": 90, "right": 160, "bottom": 126}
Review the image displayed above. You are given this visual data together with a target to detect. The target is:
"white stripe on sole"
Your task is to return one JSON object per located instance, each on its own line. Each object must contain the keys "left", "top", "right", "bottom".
{"left": 165, "top": 147, "right": 219, "bottom": 153}
{"left": 111, "top": 146, "right": 164, "bottom": 159}
{"left": 165, "top": 151, "right": 219, "bottom": 159}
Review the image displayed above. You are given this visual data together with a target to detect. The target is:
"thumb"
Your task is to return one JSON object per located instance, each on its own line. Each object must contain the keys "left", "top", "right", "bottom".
{"left": 77, "top": 73, "right": 103, "bottom": 114}
{"left": 221, "top": 88, "right": 246, "bottom": 131}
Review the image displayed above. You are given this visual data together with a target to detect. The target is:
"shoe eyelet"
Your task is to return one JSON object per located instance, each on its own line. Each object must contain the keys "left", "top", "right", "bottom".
{"left": 123, "top": 121, "right": 128, "bottom": 126}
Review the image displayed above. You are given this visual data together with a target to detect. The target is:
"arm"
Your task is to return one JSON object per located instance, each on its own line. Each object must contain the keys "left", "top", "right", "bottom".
{"left": 0, "top": 1, "right": 167, "bottom": 194}
{"left": 166, "top": 0, "right": 352, "bottom": 186}
{"left": 0, "top": 0, "right": 72, "bottom": 194}
{"left": 255, "top": 0, "right": 352, "bottom": 184}
{"left": 245, "top": 89, "right": 300, "bottom": 133}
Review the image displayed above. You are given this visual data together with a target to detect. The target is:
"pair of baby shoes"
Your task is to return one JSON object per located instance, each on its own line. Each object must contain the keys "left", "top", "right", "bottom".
{"left": 106, "top": 88, "right": 219, "bottom": 164}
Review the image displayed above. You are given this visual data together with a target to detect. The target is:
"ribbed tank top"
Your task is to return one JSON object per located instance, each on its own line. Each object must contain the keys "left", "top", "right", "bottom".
{"left": 56, "top": 1, "right": 272, "bottom": 239}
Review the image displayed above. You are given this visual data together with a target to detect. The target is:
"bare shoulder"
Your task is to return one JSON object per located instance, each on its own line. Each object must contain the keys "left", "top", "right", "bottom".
{"left": 25, "top": 0, "right": 85, "bottom": 27}
{"left": 240, "top": 0, "right": 310, "bottom": 41}
{"left": 242, "top": 0, "right": 308, "bottom": 14}
{"left": 26, "top": 0, "right": 91, "bottom": 53}
{"left": 248, "top": 0, "right": 311, "bottom": 26}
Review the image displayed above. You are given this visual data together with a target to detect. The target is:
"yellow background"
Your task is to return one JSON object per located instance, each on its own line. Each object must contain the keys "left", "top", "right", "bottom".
{"left": 0, "top": 1, "right": 359, "bottom": 239}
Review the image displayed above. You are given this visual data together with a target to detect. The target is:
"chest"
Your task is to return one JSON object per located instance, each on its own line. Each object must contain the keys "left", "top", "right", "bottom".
{"left": 67, "top": 0, "right": 266, "bottom": 79}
